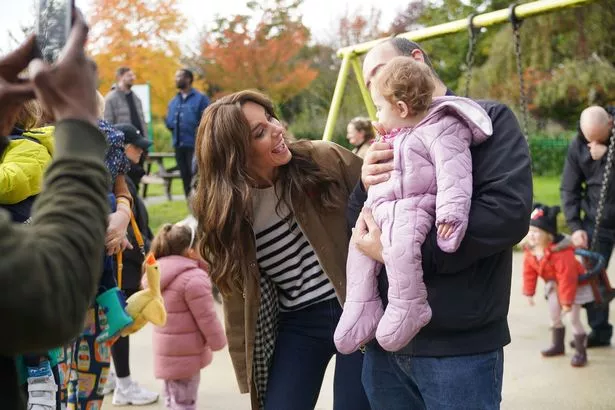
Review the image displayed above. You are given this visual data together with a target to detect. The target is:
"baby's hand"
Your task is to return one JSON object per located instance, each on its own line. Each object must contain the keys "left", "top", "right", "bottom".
{"left": 437, "top": 223, "right": 454, "bottom": 240}
{"left": 371, "top": 121, "right": 387, "bottom": 139}
{"left": 527, "top": 296, "right": 535, "bottom": 307}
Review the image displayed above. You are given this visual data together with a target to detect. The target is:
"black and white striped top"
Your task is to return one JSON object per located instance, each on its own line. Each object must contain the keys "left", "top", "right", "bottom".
{"left": 252, "top": 186, "right": 336, "bottom": 311}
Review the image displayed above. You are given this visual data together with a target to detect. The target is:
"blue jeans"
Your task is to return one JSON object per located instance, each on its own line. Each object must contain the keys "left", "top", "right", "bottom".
{"left": 264, "top": 299, "right": 370, "bottom": 410}
{"left": 362, "top": 344, "right": 503, "bottom": 410}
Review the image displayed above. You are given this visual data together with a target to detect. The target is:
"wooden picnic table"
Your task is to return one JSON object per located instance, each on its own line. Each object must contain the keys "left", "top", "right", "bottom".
{"left": 141, "top": 152, "right": 181, "bottom": 200}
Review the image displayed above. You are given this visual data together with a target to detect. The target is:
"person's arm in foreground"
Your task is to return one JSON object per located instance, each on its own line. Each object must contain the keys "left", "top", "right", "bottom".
{"left": 0, "top": 15, "right": 110, "bottom": 354}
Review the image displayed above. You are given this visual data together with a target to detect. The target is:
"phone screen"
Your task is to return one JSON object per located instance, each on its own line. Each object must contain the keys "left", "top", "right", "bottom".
{"left": 36, "top": 0, "right": 72, "bottom": 63}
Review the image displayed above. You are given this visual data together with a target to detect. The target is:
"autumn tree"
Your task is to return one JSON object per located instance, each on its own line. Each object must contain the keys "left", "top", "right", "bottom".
{"left": 88, "top": 0, "right": 186, "bottom": 119}
{"left": 336, "top": 6, "right": 383, "bottom": 48}
{"left": 197, "top": 0, "right": 317, "bottom": 104}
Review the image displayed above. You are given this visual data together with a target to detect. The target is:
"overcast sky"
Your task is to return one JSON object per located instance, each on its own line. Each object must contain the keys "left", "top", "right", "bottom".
{"left": 2, "top": 0, "right": 410, "bottom": 53}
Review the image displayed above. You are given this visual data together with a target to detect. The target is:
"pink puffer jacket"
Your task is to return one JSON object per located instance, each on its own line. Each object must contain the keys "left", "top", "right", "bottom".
{"left": 335, "top": 96, "right": 493, "bottom": 354}
{"left": 144, "top": 255, "right": 226, "bottom": 380}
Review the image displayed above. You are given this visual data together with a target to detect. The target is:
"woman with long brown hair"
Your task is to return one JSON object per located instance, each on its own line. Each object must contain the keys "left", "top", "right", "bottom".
{"left": 193, "top": 90, "right": 370, "bottom": 410}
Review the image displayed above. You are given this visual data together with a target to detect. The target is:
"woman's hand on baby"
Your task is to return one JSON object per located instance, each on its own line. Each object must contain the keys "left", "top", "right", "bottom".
{"left": 437, "top": 223, "right": 454, "bottom": 240}
{"left": 352, "top": 208, "right": 384, "bottom": 263}
{"left": 361, "top": 142, "right": 394, "bottom": 191}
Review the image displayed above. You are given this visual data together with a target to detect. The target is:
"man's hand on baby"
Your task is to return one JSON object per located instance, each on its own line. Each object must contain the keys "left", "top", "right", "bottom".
{"left": 362, "top": 142, "right": 394, "bottom": 191}
{"left": 437, "top": 223, "right": 454, "bottom": 240}
{"left": 352, "top": 208, "right": 384, "bottom": 263}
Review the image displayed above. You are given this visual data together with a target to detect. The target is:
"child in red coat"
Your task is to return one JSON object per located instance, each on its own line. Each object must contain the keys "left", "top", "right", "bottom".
{"left": 523, "top": 204, "right": 593, "bottom": 367}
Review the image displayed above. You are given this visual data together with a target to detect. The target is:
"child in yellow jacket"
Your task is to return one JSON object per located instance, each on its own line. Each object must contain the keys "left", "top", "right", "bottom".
{"left": 0, "top": 126, "right": 55, "bottom": 221}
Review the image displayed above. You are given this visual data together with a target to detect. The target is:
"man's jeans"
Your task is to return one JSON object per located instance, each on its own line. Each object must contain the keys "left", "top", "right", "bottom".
{"left": 362, "top": 344, "right": 503, "bottom": 410}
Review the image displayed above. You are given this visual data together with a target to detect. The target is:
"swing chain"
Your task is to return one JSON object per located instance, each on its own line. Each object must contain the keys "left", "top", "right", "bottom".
{"left": 510, "top": 4, "right": 529, "bottom": 138}
{"left": 464, "top": 14, "right": 479, "bottom": 98}
{"left": 591, "top": 124, "right": 615, "bottom": 251}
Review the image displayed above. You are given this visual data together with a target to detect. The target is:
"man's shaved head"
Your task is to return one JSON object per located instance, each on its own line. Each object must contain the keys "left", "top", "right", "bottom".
{"left": 580, "top": 106, "right": 613, "bottom": 143}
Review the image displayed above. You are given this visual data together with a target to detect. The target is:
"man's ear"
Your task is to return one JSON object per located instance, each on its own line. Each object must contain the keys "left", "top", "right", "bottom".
{"left": 410, "top": 48, "right": 425, "bottom": 63}
{"left": 396, "top": 101, "right": 410, "bottom": 118}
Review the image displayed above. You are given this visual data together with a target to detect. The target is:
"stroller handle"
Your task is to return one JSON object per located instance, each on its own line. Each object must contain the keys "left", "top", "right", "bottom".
{"left": 575, "top": 249, "right": 606, "bottom": 282}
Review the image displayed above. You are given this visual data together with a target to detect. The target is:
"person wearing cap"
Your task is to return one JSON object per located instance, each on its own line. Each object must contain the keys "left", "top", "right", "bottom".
{"left": 522, "top": 204, "right": 593, "bottom": 367}
{"left": 102, "top": 123, "right": 158, "bottom": 405}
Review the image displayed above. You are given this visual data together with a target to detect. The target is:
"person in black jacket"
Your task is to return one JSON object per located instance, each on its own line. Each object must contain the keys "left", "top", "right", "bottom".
{"left": 104, "top": 123, "right": 159, "bottom": 405}
{"left": 346, "top": 38, "right": 532, "bottom": 410}
{"left": 560, "top": 105, "right": 615, "bottom": 348}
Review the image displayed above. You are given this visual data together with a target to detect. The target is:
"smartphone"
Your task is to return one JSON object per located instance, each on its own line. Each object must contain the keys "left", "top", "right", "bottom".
{"left": 35, "top": 0, "right": 73, "bottom": 63}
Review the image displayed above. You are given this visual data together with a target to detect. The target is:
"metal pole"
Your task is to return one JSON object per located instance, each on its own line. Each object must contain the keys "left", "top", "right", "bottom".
{"left": 322, "top": 53, "right": 352, "bottom": 141}
{"left": 350, "top": 56, "right": 377, "bottom": 121}
{"left": 336, "top": 0, "right": 596, "bottom": 58}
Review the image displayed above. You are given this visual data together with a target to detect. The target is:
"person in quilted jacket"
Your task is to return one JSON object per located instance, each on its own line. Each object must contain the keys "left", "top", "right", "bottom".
{"left": 348, "top": 38, "right": 532, "bottom": 410}
{"left": 145, "top": 222, "right": 226, "bottom": 409}
{"left": 335, "top": 56, "right": 492, "bottom": 354}
{"left": 523, "top": 204, "right": 592, "bottom": 367}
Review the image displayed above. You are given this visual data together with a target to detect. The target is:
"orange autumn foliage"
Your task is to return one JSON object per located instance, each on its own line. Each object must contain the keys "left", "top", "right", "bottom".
{"left": 88, "top": 0, "right": 186, "bottom": 119}
{"left": 200, "top": 11, "right": 317, "bottom": 103}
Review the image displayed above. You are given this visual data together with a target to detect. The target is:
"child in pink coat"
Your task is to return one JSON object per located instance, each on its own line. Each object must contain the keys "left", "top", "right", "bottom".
{"left": 335, "top": 56, "right": 493, "bottom": 353}
{"left": 145, "top": 222, "right": 227, "bottom": 410}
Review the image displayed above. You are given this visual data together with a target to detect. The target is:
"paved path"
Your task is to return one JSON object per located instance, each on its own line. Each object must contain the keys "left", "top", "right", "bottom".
{"left": 143, "top": 195, "right": 185, "bottom": 206}
{"left": 103, "top": 253, "right": 615, "bottom": 409}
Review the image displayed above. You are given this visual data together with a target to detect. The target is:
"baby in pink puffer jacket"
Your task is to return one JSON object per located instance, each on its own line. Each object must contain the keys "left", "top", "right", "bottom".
{"left": 335, "top": 56, "right": 493, "bottom": 353}
{"left": 145, "top": 222, "right": 226, "bottom": 409}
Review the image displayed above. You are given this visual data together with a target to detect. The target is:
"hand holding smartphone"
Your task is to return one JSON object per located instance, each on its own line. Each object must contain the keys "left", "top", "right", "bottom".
{"left": 36, "top": 0, "right": 74, "bottom": 63}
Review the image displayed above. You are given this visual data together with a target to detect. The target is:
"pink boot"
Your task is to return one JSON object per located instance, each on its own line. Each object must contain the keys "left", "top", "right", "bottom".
{"left": 334, "top": 244, "right": 384, "bottom": 354}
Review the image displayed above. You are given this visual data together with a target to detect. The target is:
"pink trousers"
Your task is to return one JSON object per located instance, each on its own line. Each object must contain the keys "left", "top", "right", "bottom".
{"left": 163, "top": 372, "right": 200, "bottom": 410}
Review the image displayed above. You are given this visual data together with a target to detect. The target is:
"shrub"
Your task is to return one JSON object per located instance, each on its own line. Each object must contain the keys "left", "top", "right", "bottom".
{"left": 151, "top": 118, "right": 172, "bottom": 152}
{"left": 529, "top": 133, "right": 571, "bottom": 176}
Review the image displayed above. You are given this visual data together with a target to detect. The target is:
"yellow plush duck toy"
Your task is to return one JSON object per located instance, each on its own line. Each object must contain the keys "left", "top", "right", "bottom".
{"left": 121, "top": 252, "right": 167, "bottom": 336}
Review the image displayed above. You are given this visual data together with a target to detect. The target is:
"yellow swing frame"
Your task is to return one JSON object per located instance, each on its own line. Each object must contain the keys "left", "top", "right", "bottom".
{"left": 321, "top": 0, "right": 597, "bottom": 142}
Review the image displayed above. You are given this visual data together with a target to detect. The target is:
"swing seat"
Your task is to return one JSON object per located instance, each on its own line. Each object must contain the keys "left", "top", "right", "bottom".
{"left": 576, "top": 249, "right": 615, "bottom": 307}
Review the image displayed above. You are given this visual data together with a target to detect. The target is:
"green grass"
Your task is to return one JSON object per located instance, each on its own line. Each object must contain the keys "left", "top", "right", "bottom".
{"left": 142, "top": 156, "right": 185, "bottom": 198}
{"left": 146, "top": 200, "right": 190, "bottom": 234}
{"left": 533, "top": 175, "right": 561, "bottom": 206}
{"left": 533, "top": 175, "right": 569, "bottom": 234}
{"left": 143, "top": 179, "right": 186, "bottom": 198}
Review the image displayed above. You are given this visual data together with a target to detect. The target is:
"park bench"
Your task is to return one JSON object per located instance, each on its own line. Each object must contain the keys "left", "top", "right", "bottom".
{"left": 141, "top": 152, "right": 182, "bottom": 201}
